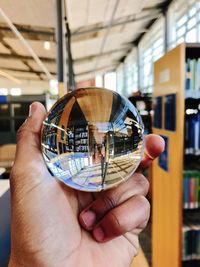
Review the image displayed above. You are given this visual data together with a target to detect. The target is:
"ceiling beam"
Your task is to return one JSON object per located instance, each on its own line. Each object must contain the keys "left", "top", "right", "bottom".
{"left": 0, "top": 47, "right": 128, "bottom": 64}
{"left": 0, "top": 67, "right": 56, "bottom": 75}
{"left": 0, "top": 65, "right": 117, "bottom": 78}
{"left": 74, "top": 48, "right": 129, "bottom": 64}
{"left": 0, "top": 24, "right": 55, "bottom": 41}
{"left": 71, "top": 12, "right": 161, "bottom": 36}
{"left": 75, "top": 65, "right": 117, "bottom": 77}
{"left": 0, "top": 53, "right": 54, "bottom": 62}
{"left": 0, "top": 62, "right": 118, "bottom": 76}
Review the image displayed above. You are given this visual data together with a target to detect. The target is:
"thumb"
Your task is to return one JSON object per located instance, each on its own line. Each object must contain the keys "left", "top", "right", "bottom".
{"left": 15, "top": 102, "right": 46, "bottom": 164}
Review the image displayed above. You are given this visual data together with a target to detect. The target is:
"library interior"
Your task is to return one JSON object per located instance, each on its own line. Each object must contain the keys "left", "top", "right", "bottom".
{"left": 0, "top": 0, "right": 200, "bottom": 267}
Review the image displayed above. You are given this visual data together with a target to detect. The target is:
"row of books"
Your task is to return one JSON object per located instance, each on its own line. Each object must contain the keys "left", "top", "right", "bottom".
{"left": 185, "top": 113, "right": 200, "bottom": 155}
{"left": 183, "top": 170, "right": 200, "bottom": 209}
{"left": 185, "top": 58, "right": 200, "bottom": 99}
{"left": 182, "top": 224, "right": 200, "bottom": 261}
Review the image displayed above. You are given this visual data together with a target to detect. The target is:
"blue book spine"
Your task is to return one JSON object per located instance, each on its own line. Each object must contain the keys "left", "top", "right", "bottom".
{"left": 185, "top": 61, "right": 190, "bottom": 91}
{"left": 191, "top": 118, "right": 196, "bottom": 152}
{"left": 185, "top": 117, "right": 190, "bottom": 153}
{"left": 198, "top": 114, "right": 200, "bottom": 151}
{"left": 196, "top": 59, "right": 200, "bottom": 97}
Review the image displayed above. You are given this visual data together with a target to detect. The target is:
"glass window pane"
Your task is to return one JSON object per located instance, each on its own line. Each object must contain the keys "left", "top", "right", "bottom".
{"left": 167, "top": 0, "right": 199, "bottom": 49}
{"left": 139, "top": 16, "right": 164, "bottom": 93}
{"left": 189, "top": 7, "right": 196, "bottom": 17}
{"left": 177, "top": 26, "right": 186, "bottom": 37}
{"left": 177, "top": 14, "right": 187, "bottom": 27}
{"left": 186, "top": 28, "right": 197, "bottom": 42}
{"left": 188, "top": 17, "right": 196, "bottom": 29}
{"left": 177, "top": 37, "right": 184, "bottom": 44}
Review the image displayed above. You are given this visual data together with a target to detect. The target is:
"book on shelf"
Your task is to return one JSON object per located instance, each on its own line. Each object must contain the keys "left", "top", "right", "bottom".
{"left": 185, "top": 58, "right": 200, "bottom": 99}
{"left": 185, "top": 112, "right": 200, "bottom": 155}
{"left": 183, "top": 170, "right": 200, "bottom": 209}
{"left": 182, "top": 224, "right": 200, "bottom": 261}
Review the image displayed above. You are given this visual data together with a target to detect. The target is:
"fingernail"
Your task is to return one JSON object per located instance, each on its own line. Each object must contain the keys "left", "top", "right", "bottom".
{"left": 29, "top": 104, "right": 32, "bottom": 117}
{"left": 81, "top": 210, "right": 96, "bottom": 229}
{"left": 29, "top": 103, "right": 37, "bottom": 117}
{"left": 93, "top": 226, "right": 105, "bottom": 242}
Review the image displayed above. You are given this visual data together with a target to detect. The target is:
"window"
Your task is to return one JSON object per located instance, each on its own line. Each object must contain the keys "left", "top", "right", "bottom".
{"left": 104, "top": 72, "right": 116, "bottom": 91}
{"left": 123, "top": 48, "right": 138, "bottom": 97}
{"left": 115, "top": 0, "right": 200, "bottom": 95}
{"left": 167, "top": 0, "right": 200, "bottom": 49}
{"left": 0, "top": 88, "right": 8, "bottom": 95}
{"left": 139, "top": 16, "right": 165, "bottom": 93}
{"left": 116, "top": 64, "right": 124, "bottom": 95}
{"left": 95, "top": 75, "right": 103, "bottom": 87}
{"left": 10, "top": 88, "right": 22, "bottom": 96}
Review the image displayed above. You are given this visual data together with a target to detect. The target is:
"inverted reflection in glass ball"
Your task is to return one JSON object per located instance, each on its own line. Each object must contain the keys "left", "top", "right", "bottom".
{"left": 41, "top": 87, "right": 144, "bottom": 192}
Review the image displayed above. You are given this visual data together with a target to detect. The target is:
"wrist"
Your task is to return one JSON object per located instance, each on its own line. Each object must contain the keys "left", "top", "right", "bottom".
{"left": 9, "top": 258, "right": 22, "bottom": 267}
{"left": 9, "top": 254, "right": 35, "bottom": 267}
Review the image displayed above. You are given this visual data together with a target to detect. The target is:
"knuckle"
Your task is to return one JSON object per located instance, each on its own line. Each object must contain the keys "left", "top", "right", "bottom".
{"left": 16, "top": 126, "right": 26, "bottom": 143}
{"left": 133, "top": 173, "right": 149, "bottom": 195}
{"left": 135, "top": 196, "right": 150, "bottom": 230}
{"left": 108, "top": 211, "right": 123, "bottom": 232}
{"left": 102, "top": 193, "right": 117, "bottom": 211}
{"left": 137, "top": 195, "right": 150, "bottom": 214}
{"left": 137, "top": 195, "right": 150, "bottom": 210}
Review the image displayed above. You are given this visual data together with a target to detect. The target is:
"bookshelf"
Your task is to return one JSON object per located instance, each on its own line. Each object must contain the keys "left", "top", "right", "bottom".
{"left": 0, "top": 94, "right": 46, "bottom": 145}
{"left": 152, "top": 43, "right": 200, "bottom": 267}
{"left": 128, "top": 95, "right": 152, "bottom": 135}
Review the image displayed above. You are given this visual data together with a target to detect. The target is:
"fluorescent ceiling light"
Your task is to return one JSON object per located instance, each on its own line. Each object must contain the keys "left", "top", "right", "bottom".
{"left": 0, "top": 88, "right": 8, "bottom": 95}
{"left": 10, "top": 88, "right": 21, "bottom": 96}
{"left": 44, "top": 41, "right": 50, "bottom": 50}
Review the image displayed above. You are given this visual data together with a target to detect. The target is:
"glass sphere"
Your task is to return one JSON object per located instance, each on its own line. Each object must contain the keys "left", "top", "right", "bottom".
{"left": 41, "top": 87, "right": 144, "bottom": 192}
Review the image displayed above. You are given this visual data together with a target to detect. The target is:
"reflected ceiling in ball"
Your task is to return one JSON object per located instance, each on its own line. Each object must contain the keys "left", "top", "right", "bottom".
{"left": 41, "top": 87, "right": 144, "bottom": 192}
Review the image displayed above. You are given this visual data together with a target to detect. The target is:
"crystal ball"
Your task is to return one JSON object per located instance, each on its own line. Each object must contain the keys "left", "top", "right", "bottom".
{"left": 41, "top": 87, "right": 144, "bottom": 192}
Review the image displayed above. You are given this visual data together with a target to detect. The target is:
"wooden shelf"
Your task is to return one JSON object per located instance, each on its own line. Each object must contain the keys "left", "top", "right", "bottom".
{"left": 152, "top": 44, "right": 200, "bottom": 267}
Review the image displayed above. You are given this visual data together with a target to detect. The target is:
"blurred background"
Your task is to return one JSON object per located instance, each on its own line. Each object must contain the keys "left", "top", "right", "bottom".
{"left": 0, "top": 0, "right": 200, "bottom": 267}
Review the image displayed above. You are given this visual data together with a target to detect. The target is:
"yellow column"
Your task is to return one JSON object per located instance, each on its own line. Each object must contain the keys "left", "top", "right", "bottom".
{"left": 58, "top": 82, "right": 67, "bottom": 97}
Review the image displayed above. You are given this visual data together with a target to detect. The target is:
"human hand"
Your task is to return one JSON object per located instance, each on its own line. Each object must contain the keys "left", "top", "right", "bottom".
{"left": 9, "top": 102, "right": 164, "bottom": 267}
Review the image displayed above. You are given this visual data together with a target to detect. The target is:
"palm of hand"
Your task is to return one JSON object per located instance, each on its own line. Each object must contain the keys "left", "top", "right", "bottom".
{"left": 54, "top": 184, "right": 137, "bottom": 267}
{"left": 11, "top": 163, "right": 137, "bottom": 267}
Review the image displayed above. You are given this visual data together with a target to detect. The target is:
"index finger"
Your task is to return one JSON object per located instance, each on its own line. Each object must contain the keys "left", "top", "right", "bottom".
{"left": 139, "top": 134, "right": 165, "bottom": 169}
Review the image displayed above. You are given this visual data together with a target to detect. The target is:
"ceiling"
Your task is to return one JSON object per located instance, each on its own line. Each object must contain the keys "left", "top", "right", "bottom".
{"left": 0, "top": 0, "right": 170, "bottom": 84}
